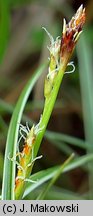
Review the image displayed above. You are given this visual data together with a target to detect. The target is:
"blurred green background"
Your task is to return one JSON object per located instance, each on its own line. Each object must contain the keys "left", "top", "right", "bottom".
{"left": 0, "top": 0, "right": 93, "bottom": 199}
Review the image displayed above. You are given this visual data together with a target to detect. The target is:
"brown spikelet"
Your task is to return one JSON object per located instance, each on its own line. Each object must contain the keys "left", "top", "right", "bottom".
{"left": 60, "top": 5, "right": 86, "bottom": 58}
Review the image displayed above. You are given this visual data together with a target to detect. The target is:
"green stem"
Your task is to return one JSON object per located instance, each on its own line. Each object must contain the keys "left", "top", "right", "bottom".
{"left": 34, "top": 62, "right": 67, "bottom": 158}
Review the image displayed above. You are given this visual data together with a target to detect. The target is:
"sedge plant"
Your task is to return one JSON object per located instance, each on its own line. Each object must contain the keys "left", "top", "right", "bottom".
{"left": 1, "top": 5, "right": 86, "bottom": 200}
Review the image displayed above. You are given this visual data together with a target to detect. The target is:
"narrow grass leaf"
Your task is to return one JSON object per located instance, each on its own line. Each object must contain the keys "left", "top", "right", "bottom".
{"left": 45, "top": 130, "right": 87, "bottom": 149}
{"left": 77, "top": 32, "right": 93, "bottom": 198}
{"left": 2, "top": 64, "right": 46, "bottom": 200}
{"left": 37, "top": 153, "right": 74, "bottom": 200}
{"left": 24, "top": 186, "right": 85, "bottom": 200}
{"left": 23, "top": 153, "right": 93, "bottom": 198}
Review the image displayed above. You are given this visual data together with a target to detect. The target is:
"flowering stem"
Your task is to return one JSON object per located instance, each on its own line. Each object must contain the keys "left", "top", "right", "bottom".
{"left": 15, "top": 5, "right": 85, "bottom": 200}
{"left": 34, "top": 60, "right": 69, "bottom": 158}
{"left": 15, "top": 59, "right": 67, "bottom": 200}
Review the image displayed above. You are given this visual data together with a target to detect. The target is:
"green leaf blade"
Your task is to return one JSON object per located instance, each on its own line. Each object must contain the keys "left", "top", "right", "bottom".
{"left": 1, "top": 64, "right": 46, "bottom": 200}
{"left": 23, "top": 153, "right": 93, "bottom": 198}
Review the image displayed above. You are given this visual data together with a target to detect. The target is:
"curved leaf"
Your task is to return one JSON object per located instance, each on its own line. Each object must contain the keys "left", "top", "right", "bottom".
{"left": 23, "top": 153, "right": 93, "bottom": 198}
{"left": 2, "top": 63, "right": 46, "bottom": 200}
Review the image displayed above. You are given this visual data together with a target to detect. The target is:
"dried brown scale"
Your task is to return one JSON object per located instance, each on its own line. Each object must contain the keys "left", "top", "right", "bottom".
{"left": 60, "top": 30, "right": 75, "bottom": 55}
{"left": 15, "top": 178, "right": 23, "bottom": 189}
{"left": 22, "top": 143, "right": 31, "bottom": 156}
